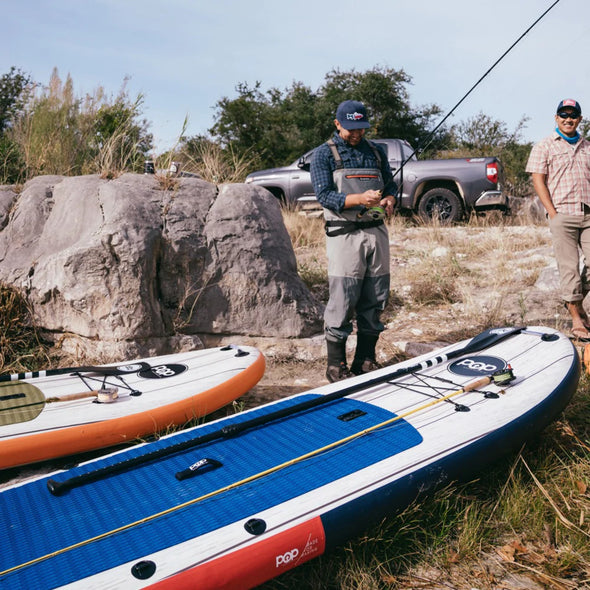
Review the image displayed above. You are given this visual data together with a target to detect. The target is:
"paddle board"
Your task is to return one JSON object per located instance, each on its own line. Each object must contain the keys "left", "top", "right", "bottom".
{"left": 0, "top": 326, "right": 579, "bottom": 589}
{"left": 0, "top": 344, "right": 265, "bottom": 469}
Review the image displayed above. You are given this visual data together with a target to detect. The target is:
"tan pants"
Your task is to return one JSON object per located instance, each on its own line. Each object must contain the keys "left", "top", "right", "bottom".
{"left": 548, "top": 212, "right": 590, "bottom": 301}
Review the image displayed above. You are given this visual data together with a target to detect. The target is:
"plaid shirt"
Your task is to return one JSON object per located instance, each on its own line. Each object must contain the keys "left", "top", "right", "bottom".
{"left": 310, "top": 133, "right": 397, "bottom": 212}
{"left": 526, "top": 131, "right": 590, "bottom": 215}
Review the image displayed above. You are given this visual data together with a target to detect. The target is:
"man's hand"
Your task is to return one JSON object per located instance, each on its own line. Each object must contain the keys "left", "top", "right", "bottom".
{"left": 380, "top": 194, "right": 396, "bottom": 216}
{"left": 360, "top": 189, "right": 382, "bottom": 207}
{"left": 531, "top": 172, "right": 557, "bottom": 218}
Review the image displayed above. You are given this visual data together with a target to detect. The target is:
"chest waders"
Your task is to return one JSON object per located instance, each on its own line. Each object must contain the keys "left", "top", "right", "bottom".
{"left": 322, "top": 140, "right": 391, "bottom": 382}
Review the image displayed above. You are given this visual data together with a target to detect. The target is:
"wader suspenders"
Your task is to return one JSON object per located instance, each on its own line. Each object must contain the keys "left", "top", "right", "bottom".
{"left": 324, "top": 139, "right": 385, "bottom": 237}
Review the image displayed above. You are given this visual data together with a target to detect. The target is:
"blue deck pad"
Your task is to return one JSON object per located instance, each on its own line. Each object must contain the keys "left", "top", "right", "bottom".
{"left": 0, "top": 394, "right": 422, "bottom": 589}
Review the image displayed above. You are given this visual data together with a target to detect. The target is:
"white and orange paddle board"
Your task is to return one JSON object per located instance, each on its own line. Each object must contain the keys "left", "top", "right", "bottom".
{"left": 0, "top": 345, "right": 264, "bottom": 469}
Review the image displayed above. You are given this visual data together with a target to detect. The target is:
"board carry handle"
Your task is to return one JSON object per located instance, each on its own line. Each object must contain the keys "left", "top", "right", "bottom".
{"left": 45, "top": 326, "right": 526, "bottom": 496}
{"left": 175, "top": 458, "right": 223, "bottom": 481}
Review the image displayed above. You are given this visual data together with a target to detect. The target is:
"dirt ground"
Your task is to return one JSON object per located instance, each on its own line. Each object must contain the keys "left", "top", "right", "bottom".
{"left": 231, "top": 222, "right": 570, "bottom": 414}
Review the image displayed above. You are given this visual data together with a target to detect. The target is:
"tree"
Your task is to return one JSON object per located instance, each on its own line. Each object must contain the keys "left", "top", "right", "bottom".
{"left": 206, "top": 66, "right": 450, "bottom": 172}
{"left": 318, "top": 66, "right": 448, "bottom": 151}
{"left": 449, "top": 112, "right": 532, "bottom": 198}
{"left": 0, "top": 68, "right": 33, "bottom": 183}
{"left": 0, "top": 67, "right": 32, "bottom": 134}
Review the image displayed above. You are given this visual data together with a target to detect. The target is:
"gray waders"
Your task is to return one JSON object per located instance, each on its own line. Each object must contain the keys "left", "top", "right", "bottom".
{"left": 323, "top": 140, "right": 390, "bottom": 382}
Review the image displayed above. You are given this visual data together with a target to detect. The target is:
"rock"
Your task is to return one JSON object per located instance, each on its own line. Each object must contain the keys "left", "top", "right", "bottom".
{"left": 0, "top": 185, "right": 18, "bottom": 230}
{"left": 0, "top": 174, "right": 323, "bottom": 358}
{"left": 510, "top": 195, "right": 546, "bottom": 222}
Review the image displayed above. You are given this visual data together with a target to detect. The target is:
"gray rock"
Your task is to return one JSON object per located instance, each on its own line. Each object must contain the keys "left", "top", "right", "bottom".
{"left": 0, "top": 174, "right": 323, "bottom": 358}
{"left": 0, "top": 185, "right": 18, "bottom": 231}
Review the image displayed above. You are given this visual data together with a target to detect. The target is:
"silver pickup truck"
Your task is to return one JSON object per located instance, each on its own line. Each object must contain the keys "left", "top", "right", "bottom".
{"left": 244, "top": 138, "right": 508, "bottom": 223}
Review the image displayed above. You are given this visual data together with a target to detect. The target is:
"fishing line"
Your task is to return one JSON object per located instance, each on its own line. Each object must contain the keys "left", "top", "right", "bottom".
{"left": 403, "top": 0, "right": 561, "bottom": 163}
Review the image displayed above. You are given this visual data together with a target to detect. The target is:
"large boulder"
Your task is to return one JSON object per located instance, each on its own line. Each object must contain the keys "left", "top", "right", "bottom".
{"left": 0, "top": 174, "right": 323, "bottom": 358}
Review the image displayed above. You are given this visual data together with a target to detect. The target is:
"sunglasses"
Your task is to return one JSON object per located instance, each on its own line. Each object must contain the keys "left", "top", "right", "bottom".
{"left": 557, "top": 111, "right": 580, "bottom": 120}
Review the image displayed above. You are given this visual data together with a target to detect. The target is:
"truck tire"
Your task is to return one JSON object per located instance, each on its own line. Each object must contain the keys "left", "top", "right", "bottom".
{"left": 418, "top": 188, "right": 463, "bottom": 223}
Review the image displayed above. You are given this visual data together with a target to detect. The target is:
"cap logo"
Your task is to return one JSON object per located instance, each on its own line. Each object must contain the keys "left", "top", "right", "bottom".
{"left": 346, "top": 111, "right": 365, "bottom": 121}
{"left": 562, "top": 99, "right": 577, "bottom": 108}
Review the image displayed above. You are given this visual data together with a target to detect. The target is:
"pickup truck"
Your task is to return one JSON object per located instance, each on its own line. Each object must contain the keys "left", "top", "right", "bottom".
{"left": 244, "top": 138, "right": 508, "bottom": 223}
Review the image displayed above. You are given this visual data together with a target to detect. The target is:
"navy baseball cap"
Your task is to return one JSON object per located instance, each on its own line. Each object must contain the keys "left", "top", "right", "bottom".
{"left": 336, "top": 100, "right": 370, "bottom": 129}
{"left": 557, "top": 98, "right": 582, "bottom": 116}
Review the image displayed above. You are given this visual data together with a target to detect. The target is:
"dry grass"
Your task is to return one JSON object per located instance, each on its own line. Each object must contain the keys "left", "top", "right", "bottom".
{"left": 0, "top": 283, "right": 49, "bottom": 373}
{"left": 179, "top": 140, "right": 258, "bottom": 184}
{"left": 284, "top": 206, "right": 555, "bottom": 344}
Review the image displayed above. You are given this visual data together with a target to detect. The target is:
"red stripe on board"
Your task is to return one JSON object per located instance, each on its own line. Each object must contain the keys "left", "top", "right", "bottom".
{"left": 147, "top": 517, "right": 326, "bottom": 589}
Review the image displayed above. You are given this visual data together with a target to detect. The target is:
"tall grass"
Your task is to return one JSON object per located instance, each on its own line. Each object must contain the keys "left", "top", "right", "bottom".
{"left": 171, "top": 136, "right": 260, "bottom": 184}
{"left": 2, "top": 69, "right": 152, "bottom": 183}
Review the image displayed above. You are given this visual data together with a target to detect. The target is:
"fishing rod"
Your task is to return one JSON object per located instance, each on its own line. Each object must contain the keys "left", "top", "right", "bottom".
{"left": 396, "top": 0, "right": 561, "bottom": 175}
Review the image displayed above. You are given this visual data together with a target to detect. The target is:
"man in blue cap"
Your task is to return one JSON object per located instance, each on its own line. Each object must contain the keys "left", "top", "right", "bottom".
{"left": 527, "top": 98, "right": 590, "bottom": 341}
{"left": 310, "top": 100, "right": 398, "bottom": 382}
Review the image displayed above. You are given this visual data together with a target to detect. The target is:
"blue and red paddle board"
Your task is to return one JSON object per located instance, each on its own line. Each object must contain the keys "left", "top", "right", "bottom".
{"left": 0, "top": 326, "right": 578, "bottom": 588}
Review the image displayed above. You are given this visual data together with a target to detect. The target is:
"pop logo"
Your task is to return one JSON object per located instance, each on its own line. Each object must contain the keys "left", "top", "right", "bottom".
{"left": 139, "top": 363, "right": 187, "bottom": 380}
{"left": 276, "top": 548, "right": 299, "bottom": 568}
{"left": 448, "top": 355, "right": 506, "bottom": 377}
{"left": 151, "top": 365, "right": 177, "bottom": 377}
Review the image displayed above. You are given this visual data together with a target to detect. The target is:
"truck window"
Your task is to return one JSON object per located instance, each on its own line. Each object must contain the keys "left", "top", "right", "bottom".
{"left": 401, "top": 142, "right": 417, "bottom": 162}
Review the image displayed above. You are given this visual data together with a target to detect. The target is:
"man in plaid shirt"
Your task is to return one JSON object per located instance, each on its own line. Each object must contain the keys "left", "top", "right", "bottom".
{"left": 310, "top": 100, "right": 397, "bottom": 382}
{"left": 526, "top": 98, "right": 590, "bottom": 340}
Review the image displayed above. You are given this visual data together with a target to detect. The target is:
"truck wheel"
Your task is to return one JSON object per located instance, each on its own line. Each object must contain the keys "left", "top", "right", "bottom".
{"left": 418, "top": 188, "right": 463, "bottom": 223}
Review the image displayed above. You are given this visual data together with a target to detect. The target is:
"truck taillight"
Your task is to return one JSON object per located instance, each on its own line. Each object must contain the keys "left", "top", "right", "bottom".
{"left": 486, "top": 163, "right": 498, "bottom": 184}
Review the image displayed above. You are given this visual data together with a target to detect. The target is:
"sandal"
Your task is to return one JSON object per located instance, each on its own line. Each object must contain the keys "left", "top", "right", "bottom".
{"left": 571, "top": 326, "right": 590, "bottom": 342}
{"left": 564, "top": 301, "right": 590, "bottom": 330}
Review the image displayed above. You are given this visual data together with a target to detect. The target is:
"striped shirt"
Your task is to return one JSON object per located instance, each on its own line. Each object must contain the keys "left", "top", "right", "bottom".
{"left": 310, "top": 133, "right": 397, "bottom": 212}
{"left": 526, "top": 131, "right": 590, "bottom": 215}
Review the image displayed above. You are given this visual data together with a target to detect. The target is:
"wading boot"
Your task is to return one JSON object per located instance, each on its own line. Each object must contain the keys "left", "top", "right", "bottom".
{"left": 326, "top": 340, "right": 352, "bottom": 383}
{"left": 351, "top": 333, "right": 380, "bottom": 376}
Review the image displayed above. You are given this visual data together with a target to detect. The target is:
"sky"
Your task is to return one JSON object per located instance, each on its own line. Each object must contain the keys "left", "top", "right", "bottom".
{"left": 4, "top": 0, "right": 590, "bottom": 155}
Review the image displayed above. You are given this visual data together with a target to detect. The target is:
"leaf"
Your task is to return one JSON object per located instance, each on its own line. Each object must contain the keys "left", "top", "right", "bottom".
{"left": 575, "top": 480, "right": 587, "bottom": 495}
{"left": 497, "top": 544, "right": 516, "bottom": 562}
{"left": 497, "top": 539, "right": 528, "bottom": 562}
